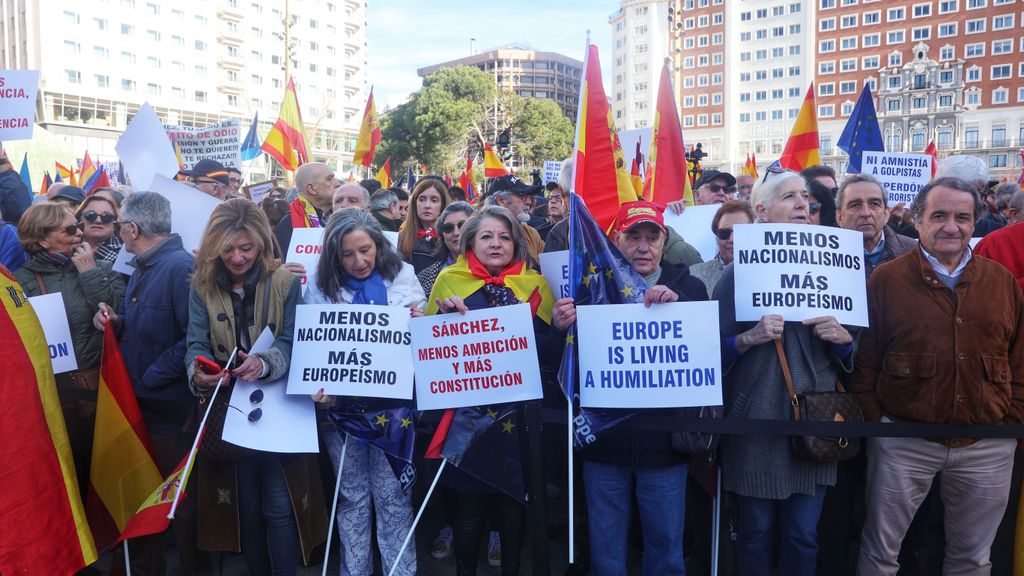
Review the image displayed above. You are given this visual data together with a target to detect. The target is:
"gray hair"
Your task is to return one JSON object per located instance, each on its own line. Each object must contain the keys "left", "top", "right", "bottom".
{"left": 317, "top": 207, "right": 404, "bottom": 302}
{"left": 557, "top": 156, "right": 574, "bottom": 194}
{"left": 751, "top": 170, "right": 808, "bottom": 222}
{"left": 1010, "top": 190, "right": 1024, "bottom": 215}
{"left": 295, "top": 162, "right": 329, "bottom": 197}
{"left": 836, "top": 173, "right": 885, "bottom": 209}
{"left": 121, "top": 192, "right": 172, "bottom": 236}
{"left": 337, "top": 183, "right": 370, "bottom": 206}
{"left": 459, "top": 205, "right": 530, "bottom": 265}
{"left": 370, "top": 188, "right": 399, "bottom": 212}
{"left": 434, "top": 201, "right": 478, "bottom": 259}
{"left": 910, "top": 177, "right": 984, "bottom": 223}
{"left": 935, "top": 155, "right": 988, "bottom": 189}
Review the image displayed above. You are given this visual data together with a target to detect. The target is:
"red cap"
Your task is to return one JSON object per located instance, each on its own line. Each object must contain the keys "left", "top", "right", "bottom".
{"left": 616, "top": 200, "right": 666, "bottom": 233}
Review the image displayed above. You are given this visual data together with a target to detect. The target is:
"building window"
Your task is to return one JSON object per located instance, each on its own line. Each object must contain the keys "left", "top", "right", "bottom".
{"left": 841, "top": 14, "right": 858, "bottom": 27}
{"left": 888, "top": 98, "right": 902, "bottom": 111}
{"left": 912, "top": 3, "right": 931, "bottom": 17}
{"left": 990, "top": 154, "right": 1007, "bottom": 168}
{"left": 939, "top": 70, "right": 954, "bottom": 83}
{"left": 939, "top": 0, "right": 958, "bottom": 12}
{"left": 912, "top": 26, "right": 930, "bottom": 40}
{"left": 967, "top": 0, "right": 986, "bottom": 7}
{"left": 993, "top": 88, "right": 1009, "bottom": 104}
{"left": 965, "top": 18, "right": 985, "bottom": 33}
{"left": 841, "top": 37, "right": 858, "bottom": 50}
{"left": 819, "top": 83, "right": 836, "bottom": 96}
{"left": 120, "top": 23, "right": 134, "bottom": 35}
{"left": 818, "top": 105, "right": 835, "bottom": 118}
{"left": 967, "top": 66, "right": 981, "bottom": 81}
{"left": 939, "top": 45, "right": 954, "bottom": 60}
{"left": 992, "top": 64, "right": 1011, "bottom": 79}
{"left": 938, "top": 23, "right": 957, "bottom": 37}
{"left": 122, "top": 79, "right": 136, "bottom": 91}
{"left": 966, "top": 90, "right": 981, "bottom": 105}
{"left": 195, "top": 40, "right": 206, "bottom": 50}
{"left": 840, "top": 80, "right": 857, "bottom": 93}
{"left": 887, "top": 30, "right": 905, "bottom": 44}
{"left": 789, "top": 87, "right": 802, "bottom": 97}
{"left": 63, "top": 10, "right": 80, "bottom": 24}
{"left": 739, "top": 113, "right": 750, "bottom": 123}
{"left": 864, "top": 11, "right": 880, "bottom": 24}
{"left": 887, "top": 7, "right": 905, "bottom": 21}
{"left": 756, "top": 111, "right": 767, "bottom": 121}
{"left": 863, "top": 34, "right": 880, "bottom": 47}
{"left": 888, "top": 52, "right": 902, "bottom": 66}
{"left": 95, "top": 74, "right": 109, "bottom": 88}
{"left": 94, "top": 17, "right": 108, "bottom": 30}
{"left": 65, "top": 69, "right": 81, "bottom": 83}
{"left": 993, "top": 14, "right": 1014, "bottom": 30}
{"left": 863, "top": 55, "right": 880, "bottom": 69}
{"left": 789, "top": 45, "right": 801, "bottom": 56}
{"left": 821, "top": 17, "right": 836, "bottom": 31}
{"left": 992, "top": 40, "right": 1013, "bottom": 55}
{"left": 820, "top": 40, "right": 836, "bottom": 52}
{"left": 841, "top": 58, "right": 858, "bottom": 72}
{"left": 939, "top": 94, "right": 953, "bottom": 107}
{"left": 993, "top": 125, "right": 1007, "bottom": 145}
{"left": 889, "top": 76, "right": 903, "bottom": 89}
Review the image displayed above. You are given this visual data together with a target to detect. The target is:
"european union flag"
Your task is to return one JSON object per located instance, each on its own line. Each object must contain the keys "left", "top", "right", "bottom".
{"left": 406, "top": 165, "right": 415, "bottom": 193}
{"left": 327, "top": 397, "right": 416, "bottom": 492}
{"left": 837, "top": 85, "right": 884, "bottom": 174}
{"left": 240, "top": 113, "right": 262, "bottom": 161}
{"left": 559, "top": 194, "right": 649, "bottom": 448}
{"left": 441, "top": 403, "right": 526, "bottom": 502}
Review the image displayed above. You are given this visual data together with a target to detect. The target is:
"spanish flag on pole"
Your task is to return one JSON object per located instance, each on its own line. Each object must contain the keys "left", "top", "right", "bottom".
{"left": 115, "top": 440, "right": 199, "bottom": 544}
{"left": 779, "top": 84, "right": 821, "bottom": 172}
{"left": 261, "top": 77, "right": 309, "bottom": 171}
{"left": 352, "top": 88, "right": 382, "bottom": 167}
{"left": 0, "top": 266, "right": 98, "bottom": 575}
{"left": 644, "top": 59, "right": 692, "bottom": 206}
{"left": 483, "top": 143, "right": 510, "bottom": 178}
{"left": 571, "top": 42, "right": 640, "bottom": 233}
{"left": 86, "top": 318, "right": 162, "bottom": 550}
{"left": 375, "top": 156, "right": 392, "bottom": 189}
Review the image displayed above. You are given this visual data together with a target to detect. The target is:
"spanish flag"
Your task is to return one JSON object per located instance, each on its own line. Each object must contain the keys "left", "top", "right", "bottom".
{"left": 261, "top": 77, "right": 309, "bottom": 171}
{"left": 116, "top": 439, "right": 200, "bottom": 544}
{"left": 483, "top": 142, "right": 510, "bottom": 178}
{"left": 629, "top": 139, "right": 644, "bottom": 199}
{"left": 925, "top": 140, "right": 938, "bottom": 178}
{"left": 644, "top": 60, "right": 692, "bottom": 206}
{"left": 0, "top": 266, "right": 98, "bottom": 574}
{"left": 779, "top": 84, "right": 821, "bottom": 172}
{"left": 375, "top": 156, "right": 392, "bottom": 189}
{"left": 86, "top": 318, "right": 162, "bottom": 549}
{"left": 571, "top": 43, "right": 640, "bottom": 233}
{"left": 352, "top": 88, "right": 382, "bottom": 167}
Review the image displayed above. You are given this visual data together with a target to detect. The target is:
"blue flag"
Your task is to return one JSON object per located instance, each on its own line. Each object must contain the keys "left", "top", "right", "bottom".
{"left": 441, "top": 403, "right": 526, "bottom": 502}
{"left": 837, "top": 85, "right": 884, "bottom": 174}
{"left": 18, "top": 154, "right": 32, "bottom": 204}
{"left": 327, "top": 397, "right": 416, "bottom": 492}
{"left": 406, "top": 165, "right": 415, "bottom": 192}
{"left": 240, "top": 113, "right": 261, "bottom": 161}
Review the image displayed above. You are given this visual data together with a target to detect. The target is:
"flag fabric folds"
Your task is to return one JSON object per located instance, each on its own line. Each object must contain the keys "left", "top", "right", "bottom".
{"left": 56, "top": 161, "right": 77, "bottom": 186}
{"left": 39, "top": 171, "right": 52, "bottom": 197}
{"left": 483, "top": 143, "right": 510, "bottom": 178}
{"left": 261, "top": 77, "right": 309, "bottom": 171}
{"left": 352, "top": 89, "right": 382, "bottom": 167}
{"left": 440, "top": 404, "right": 527, "bottom": 503}
{"left": 644, "top": 60, "right": 692, "bottom": 206}
{"left": 375, "top": 157, "right": 392, "bottom": 189}
{"left": 925, "top": 140, "right": 939, "bottom": 178}
{"left": 0, "top": 267, "right": 98, "bottom": 574}
{"left": 741, "top": 154, "right": 760, "bottom": 179}
{"left": 88, "top": 166, "right": 112, "bottom": 193}
{"left": 629, "top": 139, "right": 644, "bottom": 199}
{"left": 406, "top": 164, "right": 416, "bottom": 192}
{"left": 115, "top": 442, "right": 199, "bottom": 544}
{"left": 837, "top": 85, "right": 884, "bottom": 174}
{"left": 327, "top": 398, "right": 417, "bottom": 492}
{"left": 749, "top": 153, "right": 759, "bottom": 179}
{"left": 19, "top": 154, "right": 32, "bottom": 204}
{"left": 240, "top": 113, "right": 262, "bottom": 161}
{"left": 79, "top": 152, "right": 97, "bottom": 190}
{"left": 571, "top": 43, "right": 640, "bottom": 233}
{"left": 87, "top": 319, "right": 163, "bottom": 550}
{"left": 779, "top": 84, "right": 821, "bottom": 172}
{"left": 459, "top": 154, "right": 476, "bottom": 200}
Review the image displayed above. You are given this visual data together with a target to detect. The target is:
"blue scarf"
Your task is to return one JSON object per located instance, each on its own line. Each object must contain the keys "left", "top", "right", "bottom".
{"left": 343, "top": 270, "right": 388, "bottom": 305}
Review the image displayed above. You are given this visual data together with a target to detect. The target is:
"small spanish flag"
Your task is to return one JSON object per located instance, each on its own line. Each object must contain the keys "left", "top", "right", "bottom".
{"left": 375, "top": 156, "right": 392, "bottom": 189}
{"left": 483, "top": 143, "right": 510, "bottom": 178}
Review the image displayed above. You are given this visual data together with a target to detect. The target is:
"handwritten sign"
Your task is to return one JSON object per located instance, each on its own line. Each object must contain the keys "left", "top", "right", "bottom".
{"left": 165, "top": 119, "right": 242, "bottom": 169}
{"left": 862, "top": 151, "right": 932, "bottom": 207}
{"left": 539, "top": 250, "right": 570, "bottom": 299}
{"left": 0, "top": 70, "right": 39, "bottom": 140}
{"left": 287, "top": 304, "right": 415, "bottom": 398}
{"left": 733, "top": 223, "right": 868, "bottom": 326}
{"left": 543, "top": 161, "right": 562, "bottom": 186}
{"left": 410, "top": 304, "right": 543, "bottom": 410}
{"left": 662, "top": 204, "right": 720, "bottom": 262}
{"left": 577, "top": 302, "right": 722, "bottom": 408}
{"left": 27, "top": 293, "right": 78, "bottom": 374}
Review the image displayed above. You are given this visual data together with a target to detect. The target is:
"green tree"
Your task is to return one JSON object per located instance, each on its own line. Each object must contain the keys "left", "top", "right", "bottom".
{"left": 508, "top": 97, "right": 575, "bottom": 169}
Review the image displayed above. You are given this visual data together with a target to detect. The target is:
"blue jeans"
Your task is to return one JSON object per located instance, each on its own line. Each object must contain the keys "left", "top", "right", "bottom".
{"left": 735, "top": 487, "right": 827, "bottom": 576}
{"left": 236, "top": 452, "right": 299, "bottom": 576}
{"left": 583, "top": 460, "right": 687, "bottom": 576}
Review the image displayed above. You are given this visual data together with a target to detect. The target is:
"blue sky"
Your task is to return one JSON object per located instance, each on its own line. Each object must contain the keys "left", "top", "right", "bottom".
{"left": 366, "top": 1, "right": 616, "bottom": 110}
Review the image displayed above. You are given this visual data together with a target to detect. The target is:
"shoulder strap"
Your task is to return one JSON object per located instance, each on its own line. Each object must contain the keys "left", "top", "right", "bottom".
{"left": 33, "top": 272, "right": 47, "bottom": 295}
{"left": 775, "top": 338, "right": 801, "bottom": 421}
{"left": 260, "top": 276, "right": 272, "bottom": 329}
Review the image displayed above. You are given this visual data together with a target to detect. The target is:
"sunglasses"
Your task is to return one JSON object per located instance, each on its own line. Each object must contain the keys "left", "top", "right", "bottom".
{"left": 761, "top": 164, "right": 790, "bottom": 184}
{"left": 82, "top": 210, "right": 116, "bottom": 225}
{"left": 809, "top": 202, "right": 822, "bottom": 215}
{"left": 52, "top": 222, "right": 84, "bottom": 236}
{"left": 714, "top": 228, "right": 734, "bottom": 240}
{"left": 440, "top": 220, "right": 466, "bottom": 234}
{"left": 702, "top": 183, "right": 738, "bottom": 194}
{"left": 228, "top": 388, "right": 264, "bottom": 423}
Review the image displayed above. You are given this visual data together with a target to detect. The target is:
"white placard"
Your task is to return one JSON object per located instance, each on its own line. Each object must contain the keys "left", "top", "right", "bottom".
{"left": 662, "top": 204, "right": 720, "bottom": 262}
{"left": 287, "top": 304, "right": 415, "bottom": 398}
{"left": 112, "top": 249, "right": 135, "bottom": 276}
{"left": 543, "top": 161, "right": 562, "bottom": 186}
{"left": 0, "top": 70, "right": 40, "bottom": 140}
{"left": 383, "top": 230, "right": 399, "bottom": 250}
{"left": 223, "top": 327, "right": 319, "bottom": 453}
{"left": 27, "top": 293, "right": 78, "bottom": 374}
{"left": 165, "top": 119, "right": 242, "bottom": 170}
{"left": 285, "top": 227, "right": 325, "bottom": 292}
{"left": 539, "top": 250, "right": 571, "bottom": 299}
{"left": 861, "top": 151, "right": 932, "bottom": 207}
{"left": 577, "top": 302, "right": 722, "bottom": 409}
{"left": 733, "top": 223, "right": 868, "bottom": 326}
{"left": 149, "top": 174, "right": 221, "bottom": 253}
{"left": 115, "top": 103, "right": 181, "bottom": 191}
{"left": 411, "top": 304, "right": 543, "bottom": 410}
{"left": 246, "top": 180, "right": 276, "bottom": 204}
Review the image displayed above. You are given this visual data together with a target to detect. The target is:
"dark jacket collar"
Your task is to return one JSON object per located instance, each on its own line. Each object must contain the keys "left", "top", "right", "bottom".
{"left": 132, "top": 234, "right": 184, "bottom": 270}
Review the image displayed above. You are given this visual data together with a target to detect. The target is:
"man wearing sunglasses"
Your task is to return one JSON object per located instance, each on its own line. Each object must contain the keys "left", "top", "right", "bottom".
{"left": 690, "top": 200, "right": 755, "bottom": 294}
{"left": 694, "top": 169, "right": 738, "bottom": 206}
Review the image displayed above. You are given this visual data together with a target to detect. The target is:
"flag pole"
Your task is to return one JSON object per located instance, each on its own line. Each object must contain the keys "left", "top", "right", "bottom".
{"left": 321, "top": 434, "right": 348, "bottom": 576}
{"left": 711, "top": 464, "right": 721, "bottom": 576}
{"left": 124, "top": 540, "right": 131, "bottom": 576}
{"left": 387, "top": 459, "right": 447, "bottom": 576}
{"left": 168, "top": 347, "right": 239, "bottom": 519}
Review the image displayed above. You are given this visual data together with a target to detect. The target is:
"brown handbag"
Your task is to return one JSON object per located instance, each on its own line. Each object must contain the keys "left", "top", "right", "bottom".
{"left": 775, "top": 339, "right": 863, "bottom": 463}
{"left": 196, "top": 393, "right": 252, "bottom": 463}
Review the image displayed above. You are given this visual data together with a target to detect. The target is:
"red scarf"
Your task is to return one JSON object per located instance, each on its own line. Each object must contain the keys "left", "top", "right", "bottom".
{"left": 465, "top": 251, "right": 524, "bottom": 286}
{"left": 417, "top": 227, "right": 438, "bottom": 240}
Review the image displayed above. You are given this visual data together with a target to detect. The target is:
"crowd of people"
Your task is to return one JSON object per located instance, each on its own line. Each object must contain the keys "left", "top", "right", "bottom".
{"left": 1, "top": 147, "right": 1023, "bottom": 576}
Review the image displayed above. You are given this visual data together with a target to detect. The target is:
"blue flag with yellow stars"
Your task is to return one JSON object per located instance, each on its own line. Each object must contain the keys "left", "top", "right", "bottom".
{"left": 441, "top": 404, "right": 526, "bottom": 503}
{"left": 837, "top": 85, "right": 884, "bottom": 174}
{"left": 559, "top": 194, "right": 650, "bottom": 449}
{"left": 328, "top": 398, "right": 417, "bottom": 492}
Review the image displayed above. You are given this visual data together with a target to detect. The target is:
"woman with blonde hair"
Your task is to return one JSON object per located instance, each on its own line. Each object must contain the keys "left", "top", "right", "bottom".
{"left": 75, "top": 193, "right": 123, "bottom": 263}
{"left": 397, "top": 178, "right": 450, "bottom": 273}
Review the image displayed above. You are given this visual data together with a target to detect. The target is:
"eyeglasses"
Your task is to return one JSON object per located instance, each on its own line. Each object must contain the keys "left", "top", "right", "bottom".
{"left": 113, "top": 220, "right": 141, "bottom": 235}
{"left": 50, "top": 223, "right": 84, "bottom": 236}
{"left": 714, "top": 228, "right": 734, "bottom": 240}
{"left": 228, "top": 178, "right": 242, "bottom": 185}
{"left": 228, "top": 388, "right": 264, "bottom": 423}
{"left": 440, "top": 220, "right": 466, "bottom": 234}
{"left": 809, "top": 202, "right": 822, "bottom": 215}
{"left": 82, "top": 211, "right": 116, "bottom": 225}
{"left": 548, "top": 195, "right": 564, "bottom": 203}
{"left": 194, "top": 178, "right": 220, "bottom": 186}
{"left": 702, "top": 183, "right": 738, "bottom": 194}
{"left": 761, "top": 164, "right": 790, "bottom": 184}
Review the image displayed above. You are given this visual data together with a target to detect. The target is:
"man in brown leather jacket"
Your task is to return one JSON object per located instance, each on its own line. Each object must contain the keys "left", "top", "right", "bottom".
{"left": 850, "top": 177, "right": 1024, "bottom": 575}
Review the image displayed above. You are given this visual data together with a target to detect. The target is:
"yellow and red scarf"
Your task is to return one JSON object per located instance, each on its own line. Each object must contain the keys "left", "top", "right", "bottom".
{"left": 425, "top": 253, "right": 554, "bottom": 324}
{"left": 289, "top": 195, "right": 321, "bottom": 228}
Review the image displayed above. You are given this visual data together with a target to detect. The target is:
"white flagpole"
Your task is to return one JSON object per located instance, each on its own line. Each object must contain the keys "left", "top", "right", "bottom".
{"left": 567, "top": 401, "right": 575, "bottom": 565}
{"left": 123, "top": 540, "right": 131, "bottom": 576}
{"left": 711, "top": 464, "right": 721, "bottom": 576}
{"left": 321, "top": 434, "right": 348, "bottom": 576}
{"left": 168, "top": 347, "right": 239, "bottom": 519}
{"left": 386, "top": 458, "right": 448, "bottom": 576}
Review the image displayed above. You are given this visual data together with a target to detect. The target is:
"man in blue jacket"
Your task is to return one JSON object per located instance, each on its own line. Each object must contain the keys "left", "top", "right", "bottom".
{"left": 92, "top": 192, "right": 209, "bottom": 575}
{"left": 0, "top": 150, "right": 30, "bottom": 225}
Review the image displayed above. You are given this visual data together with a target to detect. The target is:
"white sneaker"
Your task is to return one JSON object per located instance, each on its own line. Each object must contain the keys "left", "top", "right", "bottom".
{"left": 430, "top": 525, "right": 454, "bottom": 559}
{"left": 487, "top": 531, "right": 501, "bottom": 567}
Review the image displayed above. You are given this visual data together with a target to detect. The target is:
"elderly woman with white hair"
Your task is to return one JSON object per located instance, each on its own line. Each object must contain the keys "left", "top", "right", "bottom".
{"left": 712, "top": 167, "right": 857, "bottom": 576}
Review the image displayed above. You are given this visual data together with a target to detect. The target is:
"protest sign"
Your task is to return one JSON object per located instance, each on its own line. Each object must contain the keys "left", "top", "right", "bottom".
{"left": 0, "top": 70, "right": 39, "bottom": 140}
{"left": 27, "top": 293, "right": 78, "bottom": 374}
{"left": 539, "top": 251, "right": 570, "bottom": 299}
{"left": 244, "top": 180, "right": 276, "bottom": 204}
{"left": 733, "top": 223, "right": 868, "bottom": 326}
{"left": 543, "top": 161, "right": 562, "bottom": 186}
{"left": 150, "top": 174, "right": 221, "bottom": 252}
{"left": 862, "top": 151, "right": 932, "bottom": 207}
{"left": 577, "top": 302, "right": 722, "bottom": 409}
{"left": 285, "top": 227, "right": 325, "bottom": 292}
{"left": 116, "top": 102, "right": 180, "bottom": 190}
{"left": 224, "top": 328, "right": 318, "bottom": 453}
{"left": 287, "top": 304, "right": 415, "bottom": 398}
{"left": 165, "top": 119, "right": 242, "bottom": 169}
{"left": 411, "top": 304, "right": 543, "bottom": 410}
{"left": 662, "top": 204, "right": 719, "bottom": 262}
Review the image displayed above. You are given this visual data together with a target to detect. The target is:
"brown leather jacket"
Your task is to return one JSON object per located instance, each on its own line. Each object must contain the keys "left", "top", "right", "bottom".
{"left": 849, "top": 249, "right": 1024, "bottom": 427}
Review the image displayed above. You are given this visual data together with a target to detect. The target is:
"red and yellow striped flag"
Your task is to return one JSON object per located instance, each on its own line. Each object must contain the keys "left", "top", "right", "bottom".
{"left": 644, "top": 60, "right": 693, "bottom": 206}
{"left": 86, "top": 318, "right": 162, "bottom": 549}
{"left": 375, "top": 156, "right": 392, "bottom": 189}
{"left": 352, "top": 88, "right": 381, "bottom": 167}
{"left": 261, "top": 77, "right": 309, "bottom": 171}
{"left": 779, "top": 84, "right": 821, "bottom": 172}
{"left": 0, "top": 266, "right": 98, "bottom": 574}
{"left": 571, "top": 43, "right": 640, "bottom": 233}
{"left": 483, "top": 143, "right": 510, "bottom": 178}
{"left": 115, "top": 436, "right": 200, "bottom": 544}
